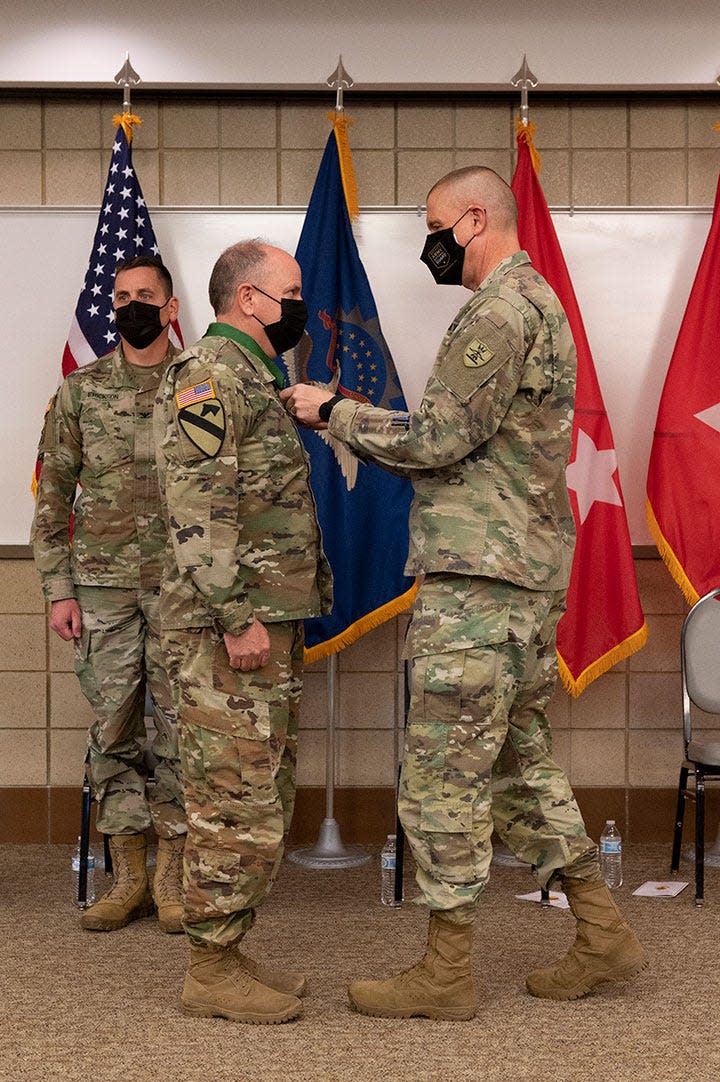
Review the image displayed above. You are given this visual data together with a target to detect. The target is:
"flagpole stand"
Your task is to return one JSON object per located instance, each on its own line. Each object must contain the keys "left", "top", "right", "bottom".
{"left": 288, "top": 655, "right": 370, "bottom": 870}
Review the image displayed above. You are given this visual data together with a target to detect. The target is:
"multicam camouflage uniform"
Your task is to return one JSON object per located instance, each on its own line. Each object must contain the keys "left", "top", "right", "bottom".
{"left": 31, "top": 345, "right": 186, "bottom": 838}
{"left": 328, "top": 252, "right": 599, "bottom": 924}
{"left": 154, "top": 323, "right": 332, "bottom": 949}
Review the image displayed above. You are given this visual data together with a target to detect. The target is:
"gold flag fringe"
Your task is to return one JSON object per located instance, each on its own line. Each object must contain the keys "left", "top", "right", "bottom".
{"left": 515, "top": 116, "right": 542, "bottom": 175}
{"left": 328, "top": 111, "right": 360, "bottom": 222}
{"left": 558, "top": 621, "right": 648, "bottom": 698}
{"left": 303, "top": 581, "right": 418, "bottom": 665}
{"left": 112, "top": 112, "right": 142, "bottom": 144}
{"left": 645, "top": 498, "right": 699, "bottom": 606}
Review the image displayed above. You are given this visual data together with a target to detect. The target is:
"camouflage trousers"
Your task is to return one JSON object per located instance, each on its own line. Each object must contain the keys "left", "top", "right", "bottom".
{"left": 74, "top": 585, "right": 186, "bottom": 838}
{"left": 400, "top": 573, "right": 600, "bottom": 925}
{"left": 160, "top": 622, "right": 303, "bottom": 949}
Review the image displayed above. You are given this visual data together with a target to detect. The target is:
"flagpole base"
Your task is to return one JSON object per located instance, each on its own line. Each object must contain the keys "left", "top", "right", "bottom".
{"left": 287, "top": 818, "right": 370, "bottom": 869}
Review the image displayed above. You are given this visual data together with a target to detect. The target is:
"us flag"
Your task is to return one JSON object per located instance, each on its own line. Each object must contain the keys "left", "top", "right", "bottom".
{"left": 61, "top": 117, "right": 181, "bottom": 376}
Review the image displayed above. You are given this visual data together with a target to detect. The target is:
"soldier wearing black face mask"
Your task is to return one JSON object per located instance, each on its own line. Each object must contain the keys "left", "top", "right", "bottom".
{"left": 154, "top": 238, "right": 331, "bottom": 1026}
{"left": 31, "top": 255, "right": 187, "bottom": 936}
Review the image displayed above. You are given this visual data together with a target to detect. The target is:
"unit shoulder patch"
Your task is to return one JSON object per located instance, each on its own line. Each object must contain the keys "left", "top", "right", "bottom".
{"left": 463, "top": 338, "right": 496, "bottom": 368}
{"left": 178, "top": 398, "right": 226, "bottom": 458}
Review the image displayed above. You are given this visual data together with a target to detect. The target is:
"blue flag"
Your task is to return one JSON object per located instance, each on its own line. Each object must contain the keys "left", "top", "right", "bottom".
{"left": 282, "top": 122, "right": 417, "bottom": 662}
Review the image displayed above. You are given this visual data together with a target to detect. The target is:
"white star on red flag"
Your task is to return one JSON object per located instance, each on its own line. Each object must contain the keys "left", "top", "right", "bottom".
{"left": 566, "top": 429, "right": 623, "bottom": 524}
{"left": 694, "top": 402, "right": 720, "bottom": 434}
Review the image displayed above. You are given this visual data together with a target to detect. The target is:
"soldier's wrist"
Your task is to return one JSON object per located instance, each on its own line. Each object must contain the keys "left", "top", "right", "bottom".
{"left": 318, "top": 394, "right": 344, "bottom": 423}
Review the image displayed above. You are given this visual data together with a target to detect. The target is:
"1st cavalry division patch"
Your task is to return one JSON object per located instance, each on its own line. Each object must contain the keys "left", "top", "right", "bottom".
{"left": 178, "top": 396, "right": 226, "bottom": 457}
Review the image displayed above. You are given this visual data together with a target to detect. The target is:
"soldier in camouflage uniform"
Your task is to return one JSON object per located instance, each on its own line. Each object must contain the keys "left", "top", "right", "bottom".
{"left": 154, "top": 240, "right": 332, "bottom": 1024}
{"left": 32, "top": 256, "right": 186, "bottom": 934}
{"left": 282, "top": 167, "right": 646, "bottom": 1018}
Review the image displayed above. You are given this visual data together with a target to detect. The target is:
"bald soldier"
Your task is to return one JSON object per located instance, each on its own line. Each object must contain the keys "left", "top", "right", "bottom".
{"left": 155, "top": 240, "right": 331, "bottom": 1024}
{"left": 282, "top": 166, "right": 647, "bottom": 1018}
{"left": 32, "top": 256, "right": 186, "bottom": 934}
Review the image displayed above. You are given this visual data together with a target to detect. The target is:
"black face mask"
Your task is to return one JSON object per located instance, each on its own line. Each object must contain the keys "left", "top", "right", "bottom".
{"left": 420, "top": 208, "right": 473, "bottom": 285}
{"left": 252, "top": 285, "right": 308, "bottom": 356}
{"left": 113, "top": 298, "right": 170, "bottom": 350}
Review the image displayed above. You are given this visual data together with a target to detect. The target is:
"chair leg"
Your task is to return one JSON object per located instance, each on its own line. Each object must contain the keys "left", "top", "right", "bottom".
{"left": 78, "top": 778, "right": 92, "bottom": 908}
{"left": 671, "top": 765, "right": 689, "bottom": 872}
{"left": 103, "top": 832, "right": 113, "bottom": 878}
{"left": 695, "top": 769, "right": 705, "bottom": 906}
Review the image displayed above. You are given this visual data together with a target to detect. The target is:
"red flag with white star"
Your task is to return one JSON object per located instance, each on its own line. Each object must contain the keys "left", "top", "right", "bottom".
{"left": 511, "top": 122, "right": 647, "bottom": 695}
{"left": 646, "top": 175, "right": 720, "bottom": 604}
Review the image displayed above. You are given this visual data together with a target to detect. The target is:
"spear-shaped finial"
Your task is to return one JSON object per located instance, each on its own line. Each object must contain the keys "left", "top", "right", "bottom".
{"left": 114, "top": 53, "right": 141, "bottom": 113}
{"left": 326, "top": 55, "right": 354, "bottom": 113}
{"left": 511, "top": 55, "right": 538, "bottom": 127}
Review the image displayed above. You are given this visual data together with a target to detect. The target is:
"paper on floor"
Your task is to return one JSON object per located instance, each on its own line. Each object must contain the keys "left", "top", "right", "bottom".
{"left": 632, "top": 880, "right": 688, "bottom": 897}
{"left": 515, "top": 890, "right": 570, "bottom": 909}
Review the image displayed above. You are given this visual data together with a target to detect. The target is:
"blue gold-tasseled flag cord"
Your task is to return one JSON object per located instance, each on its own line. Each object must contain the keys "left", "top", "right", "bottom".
{"left": 328, "top": 111, "right": 360, "bottom": 222}
{"left": 557, "top": 623, "right": 649, "bottom": 698}
{"left": 645, "top": 498, "right": 699, "bottom": 607}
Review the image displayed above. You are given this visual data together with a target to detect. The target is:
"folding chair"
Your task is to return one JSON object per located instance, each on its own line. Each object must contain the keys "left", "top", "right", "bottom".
{"left": 670, "top": 587, "right": 720, "bottom": 906}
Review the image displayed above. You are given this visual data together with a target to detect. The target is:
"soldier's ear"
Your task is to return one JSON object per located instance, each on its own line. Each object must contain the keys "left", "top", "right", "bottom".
{"left": 236, "top": 282, "right": 255, "bottom": 314}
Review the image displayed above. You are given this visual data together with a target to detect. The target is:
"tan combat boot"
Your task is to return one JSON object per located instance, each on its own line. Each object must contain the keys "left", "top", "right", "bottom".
{"left": 526, "top": 878, "right": 648, "bottom": 1000}
{"left": 235, "top": 950, "right": 307, "bottom": 998}
{"left": 152, "top": 835, "right": 185, "bottom": 934}
{"left": 182, "top": 944, "right": 303, "bottom": 1024}
{"left": 81, "top": 833, "right": 154, "bottom": 931}
{"left": 348, "top": 912, "right": 478, "bottom": 1020}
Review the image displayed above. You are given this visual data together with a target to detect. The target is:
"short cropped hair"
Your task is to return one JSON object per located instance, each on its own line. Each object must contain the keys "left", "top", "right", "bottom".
{"left": 208, "top": 240, "right": 269, "bottom": 315}
{"left": 114, "top": 256, "right": 173, "bottom": 298}
{"left": 428, "top": 166, "right": 518, "bottom": 230}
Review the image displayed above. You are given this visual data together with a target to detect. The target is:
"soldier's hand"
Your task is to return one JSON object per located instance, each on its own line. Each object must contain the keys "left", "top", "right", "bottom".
{"left": 224, "top": 620, "right": 271, "bottom": 672}
{"left": 280, "top": 384, "right": 332, "bottom": 430}
{"left": 49, "top": 599, "right": 82, "bottom": 641}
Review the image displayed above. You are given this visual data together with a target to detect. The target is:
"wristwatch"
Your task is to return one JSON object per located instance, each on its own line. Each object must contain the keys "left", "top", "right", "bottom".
{"left": 318, "top": 394, "right": 344, "bottom": 423}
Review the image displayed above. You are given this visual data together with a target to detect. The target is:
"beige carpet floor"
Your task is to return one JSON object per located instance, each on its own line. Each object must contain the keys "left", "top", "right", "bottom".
{"left": 1, "top": 842, "right": 719, "bottom": 1082}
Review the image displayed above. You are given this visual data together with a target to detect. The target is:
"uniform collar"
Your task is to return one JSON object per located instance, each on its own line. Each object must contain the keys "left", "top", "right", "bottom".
{"left": 477, "top": 250, "right": 531, "bottom": 292}
{"left": 205, "top": 322, "right": 286, "bottom": 389}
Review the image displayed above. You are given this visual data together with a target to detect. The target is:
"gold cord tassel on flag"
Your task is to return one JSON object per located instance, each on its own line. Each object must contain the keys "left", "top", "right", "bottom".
{"left": 112, "top": 112, "right": 142, "bottom": 144}
{"left": 645, "top": 499, "right": 699, "bottom": 607}
{"left": 328, "top": 111, "right": 360, "bottom": 222}
{"left": 515, "top": 117, "right": 542, "bottom": 175}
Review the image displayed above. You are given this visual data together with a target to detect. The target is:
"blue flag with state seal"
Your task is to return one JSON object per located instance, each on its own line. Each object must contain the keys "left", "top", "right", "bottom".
{"left": 282, "top": 117, "right": 417, "bottom": 662}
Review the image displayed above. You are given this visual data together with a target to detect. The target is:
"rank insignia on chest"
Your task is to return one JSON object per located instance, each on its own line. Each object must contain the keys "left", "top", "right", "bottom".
{"left": 463, "top": 338, "right": 495, "bottom": 368}
{"left": 178, "top": 398, "right": 226, "bottom": 457}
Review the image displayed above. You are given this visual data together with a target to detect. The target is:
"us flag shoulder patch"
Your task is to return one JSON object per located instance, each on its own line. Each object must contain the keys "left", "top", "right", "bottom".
{"left": 176, "top": 380, "right": 215, "bottom": 409}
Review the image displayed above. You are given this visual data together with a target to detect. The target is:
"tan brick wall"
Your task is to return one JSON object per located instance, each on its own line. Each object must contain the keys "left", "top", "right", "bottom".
{"left": 2, "top": 90, "right": 718, "bottom": 827}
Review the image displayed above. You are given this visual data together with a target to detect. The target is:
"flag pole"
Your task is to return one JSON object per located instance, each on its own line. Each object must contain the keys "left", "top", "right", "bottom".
{"left": 511, "top": 55, "right": 538, "bottom": 129}
{"left": 287, "top": 56, "right": 370, "bottom": 871}
{"left": 114, "top": 53, "right": 141, "bottom": 113}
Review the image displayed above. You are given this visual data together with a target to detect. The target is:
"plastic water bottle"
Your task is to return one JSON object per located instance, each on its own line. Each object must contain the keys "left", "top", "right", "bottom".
{"left": 71, "top": 836, "right": 97, "bottom": 908}
{"left": 381, "top": 834, "right": 402, "bottom": 907}
{"left": 599, "top": 820, "right": 623, "bottom": 889}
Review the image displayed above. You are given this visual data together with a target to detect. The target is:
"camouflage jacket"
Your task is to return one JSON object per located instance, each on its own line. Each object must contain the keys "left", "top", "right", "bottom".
{"left": 328, "top": 252, "right": 577, "bottom": 591}
{"left": 31, "top": 345, "right": 179, "bottom": 602}
{"left": 154, "top": 325, "right": 332, "bottom": 633}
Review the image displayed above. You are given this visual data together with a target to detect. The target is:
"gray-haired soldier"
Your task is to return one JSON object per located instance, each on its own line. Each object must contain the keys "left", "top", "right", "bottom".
{"left": 282, "top": 166, "right": 646, "bottom": 1018}
{"left": 32, "top": 256, "right": 186, "bottom": 934}
{"left": 154, "top": 240, "right": 332, "bottom": 1024}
